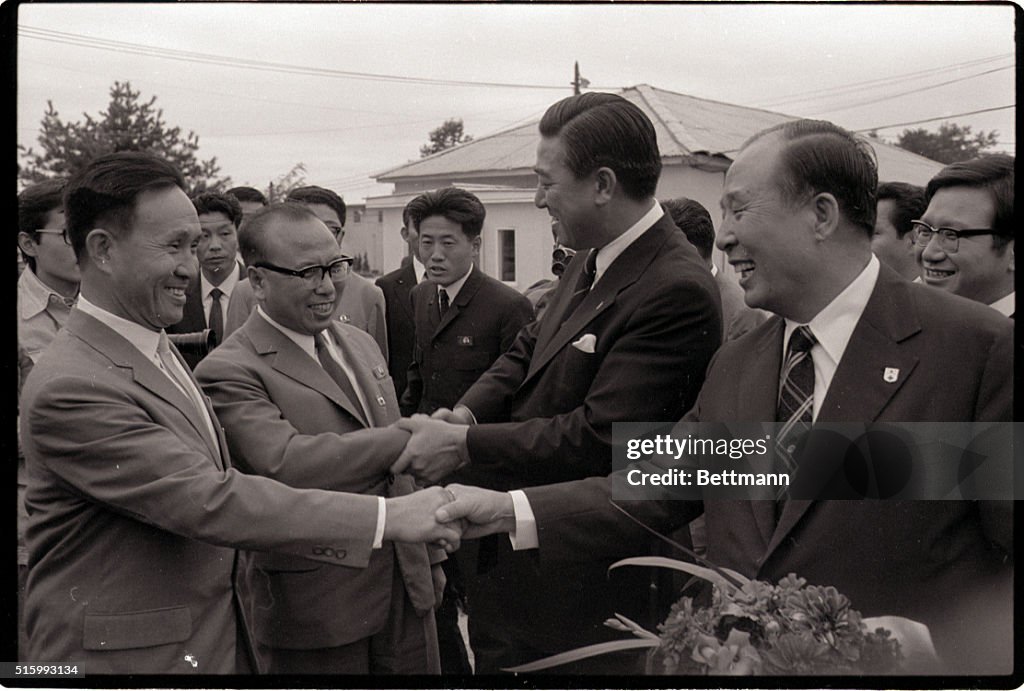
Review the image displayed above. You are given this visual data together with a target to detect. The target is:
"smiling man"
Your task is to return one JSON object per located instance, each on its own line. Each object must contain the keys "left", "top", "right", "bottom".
{"left": 915, "top": 154, "right": 1014, "bottom": 317}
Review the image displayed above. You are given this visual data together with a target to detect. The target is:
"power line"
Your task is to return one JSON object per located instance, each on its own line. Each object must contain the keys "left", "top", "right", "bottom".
{"left": 852, "top": 105, "right": 1014, "bottom": 132}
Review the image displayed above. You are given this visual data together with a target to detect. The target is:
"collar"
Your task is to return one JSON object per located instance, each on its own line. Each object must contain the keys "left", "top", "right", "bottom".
{"left": 989, "top": 290, "right": 1015, "bottom": 317}
{"left": 594, "top": 200, "right": 662, "bottom": 285}
{"left": 200, "top": 262, "right": 240, "bottom": 301}
{"left": 783, "top": 254, "right": 880, "bottom": 368}
{"left": 440, "top": 263, "right": 474, "bottom": 301}
{"left": 412, "top": 255, "right": 427, "bottom": 284}
{"left": 19, "top": 268, "right": 77, "bottom": 320}
{"left": 256, "top": 305, "right": 319, "bottom": 360}
{"left": 77, "top": 293, "right": 162, "bottom": 364}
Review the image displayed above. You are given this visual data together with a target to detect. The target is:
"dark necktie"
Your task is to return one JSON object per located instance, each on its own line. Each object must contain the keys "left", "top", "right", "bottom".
{"left": 438, "top": 288, "right": 450, "bottom": 318}
{"left": 314, "top": 331, "right": 366, "bottom": 425}
{"left": 208, "top": 287, "right": 224, "bottom": 345}
{"left": 774, "top": 326, "right": 816, "bottom": 508}
{"left": 561, "top": 249, "right": 598, "bottom": 322}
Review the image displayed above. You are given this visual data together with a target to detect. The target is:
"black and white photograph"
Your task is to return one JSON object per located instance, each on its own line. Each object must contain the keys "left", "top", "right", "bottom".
{"left": 10, "top": 1, "right": 1017, "bottom": 686}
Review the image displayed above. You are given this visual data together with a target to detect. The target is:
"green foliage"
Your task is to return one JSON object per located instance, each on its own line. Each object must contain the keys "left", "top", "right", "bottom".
{"left": 420, "top": 118, "right": 473, "bottom": 158}
{"left": 896, "top": 122, "right": 999, "bottom": 164}
{"left": 18, "top": 81, "right": 230, "bottom": 195}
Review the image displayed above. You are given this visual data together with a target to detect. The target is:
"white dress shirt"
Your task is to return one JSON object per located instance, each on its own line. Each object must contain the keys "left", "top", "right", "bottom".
{"left": 200, "top": 263, "right": 240, "bottom": 323}
{"left": 989, "top": 291, "right": 1014, "bottom": 318}
{"left": 440, "top": 263, "right": 474, "bottom": 300}
{"left": 412, "top": 255, "right": 427, "bottom": 284}
{"left": 591, "top": 200, "right": 664, "bottom": 287}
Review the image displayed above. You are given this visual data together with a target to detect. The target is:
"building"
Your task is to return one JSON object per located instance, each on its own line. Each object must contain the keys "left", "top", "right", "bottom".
{"left": 366, "top": 84, "right": 943, "bottom": 290}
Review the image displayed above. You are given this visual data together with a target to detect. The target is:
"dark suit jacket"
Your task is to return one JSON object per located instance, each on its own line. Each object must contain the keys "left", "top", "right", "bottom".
{"left": 526, "top": 265, "right": 1014, "bottom": 672}
{"left": 455, "top": 212, "right": 722, "bottom": 655}
{"left": 194, "top": 312, "right": 435, "bottom": 651}
{"left": 403, "top": 265, "right": 534, "bottom": 416}
{"left": 167, "top": 262, "right": 244, "bottom": 369}
{"left": 20, "top": 310, "right": 379, "bottom": 674}
{"left": 376, "top": 262, "right": 418, "bottom": 401}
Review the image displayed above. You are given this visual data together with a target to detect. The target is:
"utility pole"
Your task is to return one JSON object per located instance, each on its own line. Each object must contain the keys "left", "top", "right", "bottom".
{"left": 571, "top": 61, "right": 590, "bottom": 95}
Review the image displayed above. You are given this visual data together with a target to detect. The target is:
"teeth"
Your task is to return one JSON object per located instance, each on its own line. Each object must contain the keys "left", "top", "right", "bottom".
{"left": 925, "top": 268, "right": 954, "bottom": 278}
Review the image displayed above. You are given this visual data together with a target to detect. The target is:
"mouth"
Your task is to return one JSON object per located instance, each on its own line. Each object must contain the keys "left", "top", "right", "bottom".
{"left": 165, "top": 286, "right": 187, "bottom": 303}
{"left": 309, "top": 301, "right": 334, "bottom": 316}
{"left": 428, "top": 266, "right": 447, "bottom": 276}
{"left": 730, "top": 260, "right": 756, "bottom": 284}
{"left": 922, "top": 267, "right": 955, "bottom": 283}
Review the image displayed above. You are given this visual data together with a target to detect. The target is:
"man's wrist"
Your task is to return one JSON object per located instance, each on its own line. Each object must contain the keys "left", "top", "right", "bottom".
{"left": 453, "top": 404, "right": 477, "bottom": 426}
{"left": 453, "top": 425, "right": 472, "bottom": 469}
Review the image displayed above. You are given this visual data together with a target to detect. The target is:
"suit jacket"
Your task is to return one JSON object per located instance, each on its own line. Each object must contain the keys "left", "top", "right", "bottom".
{"left": 167, "top": 262, "right": 245, "bottom": 369}
{"left": 714, "top": 268, "right": 767, "bottom": 341}
{"left": 376, "top": 262, "right": 418, "bottom": 401}
{"left": 194, "top": 312, "right": 435, "bottom": 651}
{"left": 526, "top": 266, "right": 1014, "bottom": 672}
{"left": 224, "top": 273, "right": 389, "bottom": 360}
{"left": 455, "top": 212, "right": 722, "bottom": 655}
{"left": 403, "top": 265, "right": 534, "bottom": 416}
{"left": 20, "top": 310, "right": 380, "bottom": 674}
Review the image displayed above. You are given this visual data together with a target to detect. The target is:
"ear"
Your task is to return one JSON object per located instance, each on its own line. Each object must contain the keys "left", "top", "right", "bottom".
{"left": 247, "top": 265, "right": 268, "bottom": 302}
{"left": 17, "top": 232, "right": 38, "bottom": 258}
{"left": 85, "top": 228, "right": 116, "bottom": 274}
{"left": 809, "top": 192, "right": 841, "bottom": 241}
{"left": 471, "top": 235, "right": 482, "bottom": 256}
{"left": 400, "top": 226, "right": 409, "bottom": 242}
{"left": 593, "top": 167, "right": 617, "bottom": 206}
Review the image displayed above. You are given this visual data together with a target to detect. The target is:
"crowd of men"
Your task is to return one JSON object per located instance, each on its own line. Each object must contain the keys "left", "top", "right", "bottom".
{"left": 15, "top": 90, "right": 1014, "bottom": 676}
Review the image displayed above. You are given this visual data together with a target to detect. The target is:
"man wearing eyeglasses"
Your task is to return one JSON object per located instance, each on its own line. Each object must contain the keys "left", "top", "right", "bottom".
{"left": 195, "top": 202, "right": 443, "bottom": 674}
{"left": 915, "top": 154, "right": 1014, "bottom": 317}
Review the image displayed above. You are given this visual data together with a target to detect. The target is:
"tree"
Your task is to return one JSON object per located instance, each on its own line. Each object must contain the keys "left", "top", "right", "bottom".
{"left": 19, "top": 81, "right": 229, "bottom": 194}
{"left": 265, "top": 162, "right": 307, "bottom": 203}
{"left": 895, "top": 122, "right": 999, "bottom": 164}
{"left": 420, "top": 118, "right": 473, "bottom": 157}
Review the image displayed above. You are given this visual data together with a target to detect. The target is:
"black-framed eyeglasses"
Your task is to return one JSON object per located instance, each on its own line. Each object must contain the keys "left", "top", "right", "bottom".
{"left": 255, "top": 256, "right": 353, "bottom": 285}
{"left": 911, "top": 221, "right": 994, "bottom": 254}
{"left": 34, "top": 228, "right": 71, "bottom": 246}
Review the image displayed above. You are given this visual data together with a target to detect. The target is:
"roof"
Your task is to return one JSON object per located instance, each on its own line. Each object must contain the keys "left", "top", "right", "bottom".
{"left": 375, "top": 84, "right": 942, "bottom": 185}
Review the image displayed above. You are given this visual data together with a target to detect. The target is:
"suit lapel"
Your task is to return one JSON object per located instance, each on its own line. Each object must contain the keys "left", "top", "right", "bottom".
{"left": 396, "top": 263, "right": 416, "bottom": 322}
{"left": 327, "top": 322, "right": 401, "bottom": 427}
{"left": 433, "top": 267, "right": 482, "bottom": 340}
{"left": 246, "top": 312, "right": 369, "bottom": 428}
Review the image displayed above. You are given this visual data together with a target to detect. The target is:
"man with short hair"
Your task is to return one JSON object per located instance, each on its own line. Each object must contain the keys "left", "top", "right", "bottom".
{"left": 441, "top": 120, "right": 1013, "bottom": 674}
{"left": 663, "top": 196, "right": 766, "bottom": 340}
{"left": 195, "top": 203, "right": 442, "bottom": 674}
{"left": 376, "top": 198, "right": 427, "bottom": 400}
{"left": 225, "top": 185, "right": 389, "bottom": 357}
{"left": 166, "top": 192, "right": 245, "bottom": 368}
{"left": 226, "top": 185, "right": 268, "bottom": 219}
{"left": 19, "top": 151, "right": 460, "bottom": 673}
{"left": 916, "top": 154, "right": 1014, "bottom": 317}
{"left": 392, "top": 92, "right": 722, "bottom": 671}
{"left": 873, "top": 181, "right": 926, "bottom": 281}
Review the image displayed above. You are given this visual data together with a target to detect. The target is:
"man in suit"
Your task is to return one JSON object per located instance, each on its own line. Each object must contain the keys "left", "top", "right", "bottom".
{"left": 873, "top": 182, "right": 926, "bottom": 282}
{"left": 402, "top": 187, "right": 534, "bottom": 417}
{"left": 167, "top": 192, "right": 245, "bottom": 368}
{"left": 224, "top": 185, "right": 389, "bottom": 358}
{"left": 195, "top": 203, "right": 441, "bottom": 674}
{"left": 438, "top": 119, "right": 1014, "bottom": 674}
{"left": 392, "top": 92, "right": 722, "bottom": 671}
{"left": 19, "top": 151, "right": 461, "bottom": 674}
{"left": 663, "top": 196, "right": 766, "bottom": 341}
{"left": 376, "top": 198, "right": 427, "bottom": 401}
{"left": 915, "top": 154, "right": 1014, "bottom": 317}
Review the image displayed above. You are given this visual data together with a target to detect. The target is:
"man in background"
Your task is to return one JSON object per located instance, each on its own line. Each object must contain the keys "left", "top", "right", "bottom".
{"left": 873, "top": 182, "right": 925, "bottom": 281}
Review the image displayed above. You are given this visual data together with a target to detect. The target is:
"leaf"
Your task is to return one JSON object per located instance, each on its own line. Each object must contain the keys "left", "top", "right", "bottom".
{"left": 610, "top": 556, "right": 750, "bottom": 593}
{"left": 503, "top": 639, "right": 659, "bottom": 673}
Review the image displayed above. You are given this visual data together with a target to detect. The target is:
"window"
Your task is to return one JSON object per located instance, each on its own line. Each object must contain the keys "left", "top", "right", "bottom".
{"left": 498, "top": 229, "right": 516, "bottom": 282}
{"left": 352, "top": 209, "right": 363, "bottom": 223}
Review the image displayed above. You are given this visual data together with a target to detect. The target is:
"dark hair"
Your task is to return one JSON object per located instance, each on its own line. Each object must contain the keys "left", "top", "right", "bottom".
{"left": 925, "top": 154, "right": 1014, "bottom": 250}
{"left": 193, "top": 192, "right": 243, "bottom": 228}
{"left": 662, "top": 197, "right": 715, "bottom": 261}
{"left": 538, "top": 92, "right": 661, "bottom": 200}
{"left": 64, "top": 151, "right": 186, "bottom": 261}
{"left": 404, "top": 187, "right": 486, "bottom": 239}
{"left": 286, "top": 185, "right": 346, "bottom": 227}
{"left": 226, "top": 186, "right": 268, "bottom": 206}
{"left": 745, "top": 119, "right": 878, "bottom": 235}
{"left": 402, "top": 196, "right": 418, "bottom": 229}
{"left": 876, "top": 182, "right": 926, "bottom": 239}
{"left": 18, "top": 179, "right": 67, "bottom": 272}
{"left": 238, "top": 202, "right": 319, "bottom": 267}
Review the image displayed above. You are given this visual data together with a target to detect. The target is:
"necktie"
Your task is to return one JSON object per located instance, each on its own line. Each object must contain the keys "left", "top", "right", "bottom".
{"left": 208, "top": 287, "right": 224, "bottom": 345}
{"left": 774, "top": 326, "right": 816, "bottom": 506}
{"left": 561, "top": 249, "right": 598, "bottom": 323}
{"left": 157, "top": 332, "right": 220, "bottom": 457}
{"left": 438, "top": 288, "right": 450, "bottom": 318}
{"left": 314, "top": 331, "right": 366, "bottom": 425}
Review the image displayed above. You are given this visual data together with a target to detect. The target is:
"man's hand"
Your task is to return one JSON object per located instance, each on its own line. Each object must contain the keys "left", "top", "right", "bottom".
{"left": 384, "top": 487, "right": 464, "bottom": 552}
{"left": 430, "top": 405, "right": 475, "bottom": 425}
{"left": 390, "top": 415, "right": 470, "bottom": 484}
{"left": 436, "top": 483, "right": 516, "bottom": 539}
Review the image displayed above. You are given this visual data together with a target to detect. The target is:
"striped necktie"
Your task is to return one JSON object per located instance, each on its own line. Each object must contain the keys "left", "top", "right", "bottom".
{"left": 775, "top": 325, "right": 817, "bottom": 481}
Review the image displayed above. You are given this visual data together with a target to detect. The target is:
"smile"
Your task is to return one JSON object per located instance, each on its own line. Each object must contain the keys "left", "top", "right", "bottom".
{"left": 310, "top": 302, "right": 334, "bottom": 315}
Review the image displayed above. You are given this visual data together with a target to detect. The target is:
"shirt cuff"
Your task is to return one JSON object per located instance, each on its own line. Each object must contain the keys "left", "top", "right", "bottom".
{"left": 508, "top": 490, "right": 539, "bottom": 551}
{"left": 454, "top": 403, "right": 477, "bottom": 425}
{"left": 372, "top": 496, "right": 386, "bottom": 549}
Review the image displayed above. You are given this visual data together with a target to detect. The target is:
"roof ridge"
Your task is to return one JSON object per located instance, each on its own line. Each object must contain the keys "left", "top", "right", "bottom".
{"left": 645, "top": 83, "right": 801, "bottom": 121}
{"left": 632, "top": 84, "right": 701, "bottom": 155}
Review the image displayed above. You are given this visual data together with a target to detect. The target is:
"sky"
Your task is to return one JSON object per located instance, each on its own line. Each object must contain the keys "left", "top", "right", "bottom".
{"left": 16, "top": 3, "right": 1016, "bottom": 202}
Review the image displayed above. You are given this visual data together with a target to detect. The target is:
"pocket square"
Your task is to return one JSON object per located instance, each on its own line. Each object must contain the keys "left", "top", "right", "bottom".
{"left": 571, "top": 333, "right": 597, "bottom": 353}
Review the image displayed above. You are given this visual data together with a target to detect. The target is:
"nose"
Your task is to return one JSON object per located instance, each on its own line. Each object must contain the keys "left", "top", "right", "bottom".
{"left": 920, "top": 233, "right": 948, "bottom": 262}
{"left": 314, "top": 270, "right": 336, "bottom": 295}
{"left": 207, "top": 234, "right": 222, "bottom": 250}
{"left": 715, "top": 222, "right": 734, "bottom": 253}
{"left": 534, "top": 186, "right": 547, "bottom": 209}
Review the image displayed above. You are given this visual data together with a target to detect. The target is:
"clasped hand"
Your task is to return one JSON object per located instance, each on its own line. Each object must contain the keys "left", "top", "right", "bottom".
{"left": 389, "top": 411, "right": 470, "bottom": 484}
{"left": 384, "top": 484, "right": 517, "bottom": 552}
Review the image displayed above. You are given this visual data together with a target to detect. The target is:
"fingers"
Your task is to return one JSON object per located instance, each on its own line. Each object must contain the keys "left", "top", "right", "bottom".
{"left": 430, "top": 407, "right": 457, "bottom": 421}
{"left": 389, "top": 448, "right": 413, "bottom": 476}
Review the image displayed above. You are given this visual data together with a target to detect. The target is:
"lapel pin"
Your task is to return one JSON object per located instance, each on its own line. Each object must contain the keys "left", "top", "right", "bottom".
{"left": 883, "top": 367, "right": 899, "bottom": 383}
{"left": 376, "top": 395, "right": 386, "bottom": 407}
{"left": 372, "top": 365, "right": 387, "bottom": 379}
{"left": 458, "top": 336, "right": 474, "bottom": 346}
{"left": 338, "top": 314, "right": 351, "bottom": 323}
